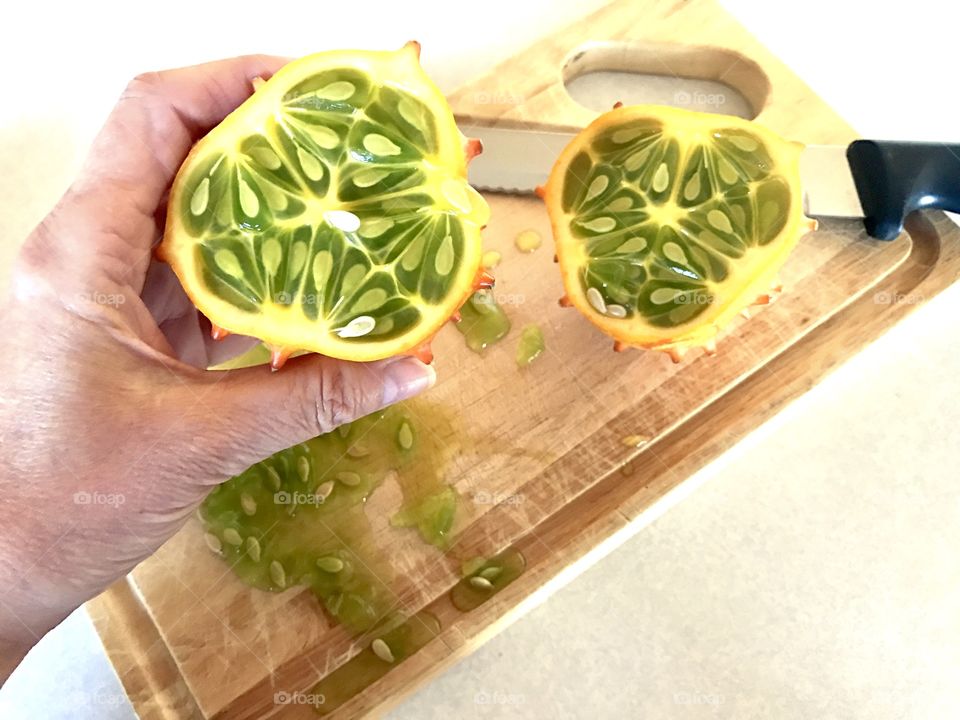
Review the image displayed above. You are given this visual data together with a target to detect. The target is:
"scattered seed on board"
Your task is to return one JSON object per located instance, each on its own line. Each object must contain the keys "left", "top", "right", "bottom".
{"left": 315, "top": 481, "right": 335, "bottom": 502}
{"left": 240, "top": 493, "right": 257, "bottom": 516}
{"left": 479, "top": 566, "right": 502, "bottom": 580}
{"left": 269, "top": 560, "right": 286, "bottom": 588}
{"left": 204, "top": 533, "right": 223, "bottom": 554}
{"left": 245, "top": 536, "right": 262, "bottom": 562}
{"left": 371, "top": 638, "right": 395, "bottom": 663}
{"left": 316, "top": 556, "right": 345, "bottom": 573}
{"left": 336, "top": 471, "right": 362, "bottom": 487}
{"left": 397, "top": 421, "right": 414, "bottom": 450}
{"left": 469, "top": 576, "right": 494, "bottom": 590}
{"left": 347, "top": 443, "right": 370, "bottom": 458}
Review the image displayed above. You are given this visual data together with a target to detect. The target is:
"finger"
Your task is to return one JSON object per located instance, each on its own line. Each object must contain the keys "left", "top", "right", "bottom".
{"left": 171, "top": 355, "right": 436, "bottom": 480}
{"left": 84, "top": 54, "right": 288, "bottom": 200}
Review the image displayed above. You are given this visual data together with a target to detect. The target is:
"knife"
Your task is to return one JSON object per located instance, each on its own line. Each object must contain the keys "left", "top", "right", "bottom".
{"left": 465, "top": 123, "right": 960, "bottom": 241}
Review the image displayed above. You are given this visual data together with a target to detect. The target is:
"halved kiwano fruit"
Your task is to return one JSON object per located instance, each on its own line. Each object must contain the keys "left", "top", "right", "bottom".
{"left": 159, "top": 43, "right": 490, "bottom": 367}
{"left": 543, "top": 105, "right": 816, "bottom": 361}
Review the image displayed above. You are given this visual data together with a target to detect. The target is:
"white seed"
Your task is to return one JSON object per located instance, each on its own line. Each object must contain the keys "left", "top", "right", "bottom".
{"left": 245, "top": 536, "right": 262, "bottom": 562}
{"left": 340, "top": 264, "right": 366, "bottom": 295}
{"left": 580, "top": 217, "right": 617, "bottom": 233}
{"left": 363, "top": 133, "right": 402, "bottom": 156}
{"left": 650, "top": 287, "right": 686, "bottom": 305}
{"left": 289, "top": 241, "right": 308, "bottom": 277}
{"left": 324, "top": 210, "right": 361, "bottom": 233}
{"left": 611, "top": 127, "right": 645, "bottom": 145}
{"left": 315, "top": 481, "right": 335, "bottom": 502}
{"left": 397, "top": 97, "right": 421, "bottom": 127}
{"left": 266, "top": 467, "right": 282, "bottom": 492}
{"left": 585, "top": 175, "right": 609, "bottom": 202}
{"left": 240, "top": 492, "right": 257, "bottom": 516}
{"left": 214, "top": 249, "right": 243, "bottom": 279}
{"left": 358, "top": 217, "right": 394, "bottom": 238}
{"left": 204, "top": 532, "right": 222, "bottom": 553}
{"left": 238, "top": 178, "right": 260, "bottom": 217}
{"left": 298, "top": 455, "right": 310, "bottom": 483}
{"left": 441, "top": 179, "right": 471, "bottom": 212}
{"left": 351, "top": 287, "right": 389, "bottom": 314}
{"left": 683, "top": 173, "right": 701, "bottom": 201}
{"left": 347, "top": 443, "right": 369, "bottom": 458}
{"left": 663, "top": 242, "right": 688, "bottom": 265}
{"left": 616, "top": 235, "right": 647, "bottom": 254}
{"left": 371, "top": 638, "right": 395, "bottom": 663}
{"left": 718, "top": 157, "right": 739, "bottom": 184}
{"left": 296, "top": 146, "right": 325, "bottom": 182}
{"left": 262, "top": 237, "right": 282, "bottom": 275}
{"left": 607, "top": 196, "right": 634, "bottom": 212}
{"left": 435, "top": 234, "right": 454, "bottom": 275}
{"left": 624, "top": 145, "right": 653, "bottom": 171}
{"left": 586, "top": 286, "right": 607, "bottom": 314}
{"left": 397, "top": 421, "right": 414, "bottom": 450}
{"left": 707, "top": 209, "right": 733, "bottom": 234}
{"left": 336, "top": 471, "right": 362, "bottom": 486}
{"left": 335, "top": 315, "right": 376, "bottom": 338}
{"left": 316, "top": 556, "right": 344, "bottom": 573}
{"left": 223, "top": 528, "right": 243, "bottom": 546}
{"left": 353, "top": 168, "right": 390, "bottom": 188}
{"left": 269, "top": 560, "right": 286, "bottom": 588}
{"left": 316, "top": 81, "right": 355, "bottom": 101}
{"left": 652, "top": 162, "right": 670, "bottom": 193}
{"left": 469, "top": 576, "right": 494, "bottom": 590}
{"left": 308, "top": 125, "right": 340, "bottom": 150}
{"left": 401, "top": 234, "right": 426, "bottom": 272}
{"left": 479, "top": 566, "right": 502, "bottom": 580}
{"left": 312, "top": 250, "right": 333, "bottom": 289}
{"left": 190, "top": 177, "right": 210, "bottom": 216}
{"left": 260, "top": 182, "right": 288, "bottom": 212}
{"left": 606, "top": 304, "right": 627, "bottom": 318}
{"left": 249, "top": 146, "right": 281, "bottom": 170}
{"left": 728, "top": 134, "right": 759, "bottom": 152}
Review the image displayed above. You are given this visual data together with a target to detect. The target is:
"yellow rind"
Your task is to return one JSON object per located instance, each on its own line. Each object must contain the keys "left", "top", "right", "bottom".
{"left": 160, "top": 43, "right": 488, "bottom": 362}
{"left": 544, "top": 104, "right": 813, "bottom": 357}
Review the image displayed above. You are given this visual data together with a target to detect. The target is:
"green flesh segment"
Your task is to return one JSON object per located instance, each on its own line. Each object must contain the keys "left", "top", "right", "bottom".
{"left": 562, "top": 120, "right": 792, "bottom": 328}
{"left": 200, "top": 401, "right": 460, "bottom": 632}
{"left": 180, "top": 67, "right": 481, "bottom": 342}
{"left": 455, "top": 290, "right": 511, "bottom": 352}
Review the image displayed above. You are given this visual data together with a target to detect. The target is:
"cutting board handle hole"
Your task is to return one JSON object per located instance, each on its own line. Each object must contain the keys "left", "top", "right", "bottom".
{"left": 561, "top": 41, "right": 770, "bottom": 120}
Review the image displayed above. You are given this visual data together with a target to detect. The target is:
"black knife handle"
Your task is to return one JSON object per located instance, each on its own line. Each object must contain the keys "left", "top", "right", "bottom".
{"left": 847, "top": 140, "right": 960, "bottom": 240}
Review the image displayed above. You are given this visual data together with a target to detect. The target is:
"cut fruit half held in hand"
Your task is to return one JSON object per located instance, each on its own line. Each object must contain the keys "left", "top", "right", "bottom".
{"left": 158, "top": 43, "right": 492, "bottom": 370}
{"left": 468, "top": 106, "right": 960, "bottom": 362}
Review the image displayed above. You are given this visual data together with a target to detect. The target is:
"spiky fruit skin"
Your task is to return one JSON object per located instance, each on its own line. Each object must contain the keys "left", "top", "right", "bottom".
{"left": 543, "top": 104, "right": 816, "bottom": 359}
{"left": 159, "top": 43, "right": 489, "bottom": 364}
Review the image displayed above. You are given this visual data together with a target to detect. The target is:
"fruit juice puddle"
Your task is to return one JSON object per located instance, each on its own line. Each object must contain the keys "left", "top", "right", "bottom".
{"left": 455, "top": 289, "right": 511, "bottom": 353}
{"left": 200, "top": 399, "right": 463, "bottom": 632}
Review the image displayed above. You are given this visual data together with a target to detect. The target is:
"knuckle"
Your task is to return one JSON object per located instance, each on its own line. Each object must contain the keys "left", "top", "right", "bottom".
{"left": 311, "top": 361, "right": 377, "bottom": 434}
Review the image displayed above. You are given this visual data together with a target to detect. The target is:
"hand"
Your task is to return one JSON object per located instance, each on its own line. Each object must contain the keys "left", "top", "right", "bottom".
{"left": 0, "top": 56, "right": 435, "bottom": 681}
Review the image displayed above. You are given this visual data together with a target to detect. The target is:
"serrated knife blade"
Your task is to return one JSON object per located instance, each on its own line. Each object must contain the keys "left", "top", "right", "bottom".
{"left": 465, "top": 123, "right": 960, "bottom": 241}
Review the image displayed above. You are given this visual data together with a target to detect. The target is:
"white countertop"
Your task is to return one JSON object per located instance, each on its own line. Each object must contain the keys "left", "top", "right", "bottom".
{"left": 2, "top": 1, "right": 958, "bottom": 717}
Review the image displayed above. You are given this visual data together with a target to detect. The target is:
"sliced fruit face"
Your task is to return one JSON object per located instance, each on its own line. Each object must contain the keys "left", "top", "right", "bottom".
{"left": 160, "top": 43, "right": 489, "bottom": 362}
{"left": 544, "top": 105, "right": 814, "bottom": 355}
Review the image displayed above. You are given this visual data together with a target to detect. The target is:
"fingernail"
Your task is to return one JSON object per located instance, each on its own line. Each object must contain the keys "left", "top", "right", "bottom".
{"left": 381, "top": 358, "right": 436, "bottom": 406}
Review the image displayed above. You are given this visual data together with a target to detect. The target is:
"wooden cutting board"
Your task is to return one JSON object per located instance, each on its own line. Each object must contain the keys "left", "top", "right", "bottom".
{"left": 87, "top": 1, "right": 960, "bottom": 718}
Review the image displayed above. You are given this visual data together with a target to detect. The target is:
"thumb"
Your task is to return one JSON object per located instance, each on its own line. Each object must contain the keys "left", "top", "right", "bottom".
{"left": 174, "top": 354, "right": 435, "bottom": 480}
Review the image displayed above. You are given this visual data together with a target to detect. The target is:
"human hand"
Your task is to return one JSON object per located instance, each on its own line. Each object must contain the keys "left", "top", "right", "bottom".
{"left": 0, "top": 55, "right": 435, "bottom": 680}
